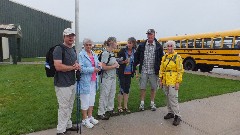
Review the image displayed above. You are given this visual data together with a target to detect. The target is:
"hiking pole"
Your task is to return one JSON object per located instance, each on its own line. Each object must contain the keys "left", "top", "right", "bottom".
{"left": 76, "top": 70, "right": 81, "bottom": 134}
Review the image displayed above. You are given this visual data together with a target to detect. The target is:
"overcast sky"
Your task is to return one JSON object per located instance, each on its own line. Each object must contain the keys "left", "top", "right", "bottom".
{"left": 11, "top": 0, "right": 240, "bottom": 42}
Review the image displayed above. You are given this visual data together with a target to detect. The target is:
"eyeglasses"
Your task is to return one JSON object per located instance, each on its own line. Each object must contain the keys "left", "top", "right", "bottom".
{"left": 85, "top": 44, "right": 92, "bottom": 46}
{"left": 167, "top": 45, "right": 173, "bottom": 47}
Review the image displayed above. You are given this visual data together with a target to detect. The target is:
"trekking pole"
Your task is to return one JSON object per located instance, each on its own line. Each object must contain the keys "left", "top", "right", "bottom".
{"left": 76, "top": 70, "right": 81, "bottom": 134}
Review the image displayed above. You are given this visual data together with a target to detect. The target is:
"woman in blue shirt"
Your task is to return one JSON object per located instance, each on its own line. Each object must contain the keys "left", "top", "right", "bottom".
{"left": 78, "top": 38, "right": 102, "bottom": 128}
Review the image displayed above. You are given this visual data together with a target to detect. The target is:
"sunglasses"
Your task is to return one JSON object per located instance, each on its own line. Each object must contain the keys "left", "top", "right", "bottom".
{"left": 167, "top": 45, "right": 173, "bottom": 47}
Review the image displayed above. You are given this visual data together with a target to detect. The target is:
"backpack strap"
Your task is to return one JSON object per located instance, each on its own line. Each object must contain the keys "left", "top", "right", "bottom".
{"left": 99, "top": 51, "right": 114, "bottom": 83}
{"left": 58, "top": 44, "right": 76, "bottom": 63}
{"left": 164, "top": 54, "right": 178, "bottom": 71}
{"left": 59, "top": 44, "right": 65, "bottom": 62}
{"left": 164, "top": 54, "right": 177, "bottom": 64}
{"left": 106, "top": 53, "right": 112, "bottom": 65}
{"left": 172, "top": 54, "right": 178, "bottom": 64}
{"left": 164, "top": 55, "right": 174, "bottom": 70}
{"left": 55, "top": 45, "right": 65, "bottom": 76}
{"left": 164, "top": 54, "right": 168, "bottom": 62}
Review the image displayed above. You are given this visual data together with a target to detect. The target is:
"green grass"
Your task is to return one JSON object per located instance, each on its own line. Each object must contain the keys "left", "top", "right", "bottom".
{"left": 0, "top": 64, "right": 240, "bottom": 135}
{"left": 3, "top": 57, "right": 45, "bottom": 62}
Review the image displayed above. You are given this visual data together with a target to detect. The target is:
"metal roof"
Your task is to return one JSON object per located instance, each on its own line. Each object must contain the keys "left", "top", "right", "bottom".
{"left": 0, "top": 24, "right": 22, "bottom": 38}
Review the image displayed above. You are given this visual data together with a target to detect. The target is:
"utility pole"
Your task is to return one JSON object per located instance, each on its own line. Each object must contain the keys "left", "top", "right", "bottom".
{"left": 75, "top": 0, "right": 80, "bottom": 54}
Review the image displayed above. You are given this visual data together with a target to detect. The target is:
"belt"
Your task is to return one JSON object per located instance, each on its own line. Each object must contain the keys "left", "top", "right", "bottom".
{"left": 165, "top": 70, "right": 177, "bottom": 72}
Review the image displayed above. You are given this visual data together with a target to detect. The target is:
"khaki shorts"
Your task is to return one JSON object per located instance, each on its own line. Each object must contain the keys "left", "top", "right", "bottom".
{"left": 139, "top": 73, "right": 159, "bottom": 91}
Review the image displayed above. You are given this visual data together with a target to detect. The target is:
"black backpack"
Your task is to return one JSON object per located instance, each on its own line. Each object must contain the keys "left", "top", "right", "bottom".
{"left": 45, "top": 44, "right": 65, "bottom": 77}
{"left": 98, "top": 51, "right": 112, "bottom": 75}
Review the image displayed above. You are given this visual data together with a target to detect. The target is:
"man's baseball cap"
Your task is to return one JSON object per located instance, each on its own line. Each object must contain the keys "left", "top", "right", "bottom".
{"left": 63, "top": 28, "right": 75, "bottom": 36}
{"left": 146, "top": 29, "right": 155, "bottom": 34}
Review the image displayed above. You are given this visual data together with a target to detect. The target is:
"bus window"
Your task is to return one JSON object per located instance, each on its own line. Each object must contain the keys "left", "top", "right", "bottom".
{"left": 118, "top": 43, "right": 127, "bottom": 49}
{"left": 158, "top": 29, "right": 240, "bottom": 72}
{"left": 161, "top": 41, "right": 166, "bottom": 48}
{"left": 203, "top": 38, "right": 211, "bottom": 48}
{"left": 188, "top": 39, "right": 194, "bottom": 48}
{"left": 195, "top": 39, "right": 202, "bottom": 48}
{"left": 213, "top": 37, "right": 221, "bottom": 48}
{"left": 223, "top": 36, "right": 234, "bottom": 48}
{"left": 176, "top": 40, "right": 180, "bottom": 48}
{"left": 235, "top": 36, "right": 240, "bottom": 49}
{"left": 163, "top": 41, "right": 167, "bottom": 49}
{"left": 181, "top": 40, "right": 187, "bottom": 48}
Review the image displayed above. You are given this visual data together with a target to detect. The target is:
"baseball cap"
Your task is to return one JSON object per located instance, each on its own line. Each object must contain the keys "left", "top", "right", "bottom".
{"left": 63, "top": 28, "right": 75, "bottom": 36}
{"left": 146, "top": 29, "right": 155, "bottom": 34}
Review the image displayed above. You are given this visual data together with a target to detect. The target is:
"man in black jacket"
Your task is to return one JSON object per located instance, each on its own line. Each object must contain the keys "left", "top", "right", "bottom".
{"left": 134, "top": 29, "right": 164, "bottom": 111}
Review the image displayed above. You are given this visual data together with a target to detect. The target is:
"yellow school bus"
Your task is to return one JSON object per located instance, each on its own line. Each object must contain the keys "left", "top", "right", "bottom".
{"left": 158, "top": 29, "right": 240, "bottom": 72}
{"left": 92, "top": 42, "right": 127, "bottom": 57}
{"left": 92, "top": 44, "right": 104, "bottom": 55}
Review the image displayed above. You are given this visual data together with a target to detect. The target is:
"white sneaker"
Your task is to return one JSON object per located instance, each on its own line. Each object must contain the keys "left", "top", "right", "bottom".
{"left": 82, "top": 119, "right": 94, "bottom": 128}
{"left": 89, "top": 117, "right": 99, "bottom": 125}
{"left": 150, "top": 103, "right": 156, "bottom": 111}
{"left": 139, "top": 103, "right": 144, "bottom": 111}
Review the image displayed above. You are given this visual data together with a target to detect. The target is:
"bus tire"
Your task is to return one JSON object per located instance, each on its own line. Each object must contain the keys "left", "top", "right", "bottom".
{"left": 183, "top": 59, "right": 197, "bottom": 71}
{"left": 200, "top": 65, "right": 214, "bottom": 72}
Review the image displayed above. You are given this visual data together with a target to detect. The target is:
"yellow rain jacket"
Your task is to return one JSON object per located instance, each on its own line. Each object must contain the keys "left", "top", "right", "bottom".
{"left": 159, "top": 52, "right": 184, "bottom": 86}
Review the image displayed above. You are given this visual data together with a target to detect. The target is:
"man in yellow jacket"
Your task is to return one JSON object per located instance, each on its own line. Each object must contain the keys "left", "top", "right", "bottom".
{"left": 159, "top": 40, "right": 184, "bottom": 126}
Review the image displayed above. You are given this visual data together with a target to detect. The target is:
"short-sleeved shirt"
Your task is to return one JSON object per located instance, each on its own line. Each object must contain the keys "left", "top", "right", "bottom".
{"left": 142, "top": 41, "right": 156, "bottom": 74}
{"left": 53, "top": 44, "right": 77, "bottom": 87}
{"left": 101, "top": 50, "right": 117, "bottom": 78}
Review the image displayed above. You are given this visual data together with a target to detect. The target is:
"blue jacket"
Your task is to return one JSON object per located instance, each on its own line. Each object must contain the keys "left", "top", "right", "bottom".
{"left": 78, "top": 49, "right": 99, "bottom": 94}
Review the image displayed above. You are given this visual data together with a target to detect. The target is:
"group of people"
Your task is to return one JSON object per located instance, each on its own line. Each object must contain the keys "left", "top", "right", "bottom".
{"left": 52, "top": 28, "right": 184, "bottom": 135}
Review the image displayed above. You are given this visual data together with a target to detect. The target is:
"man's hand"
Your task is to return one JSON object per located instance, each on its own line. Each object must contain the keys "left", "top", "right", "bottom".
{"left": 73, "top": 63, "right": 81, "bottom": 71}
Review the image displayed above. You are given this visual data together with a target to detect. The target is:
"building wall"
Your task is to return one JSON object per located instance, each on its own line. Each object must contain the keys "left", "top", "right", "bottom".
{"left": 0, "top": 0, "right": 72, "bottom": 57}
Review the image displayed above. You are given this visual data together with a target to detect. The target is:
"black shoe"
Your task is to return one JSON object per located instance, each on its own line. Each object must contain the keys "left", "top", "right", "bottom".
{"left": 106, "top": 110, "right": 119, "bottom": 117}
{"left": 97, "top": 114, "right": 110, "bottom": 120}
{"left": 173, "top": 115, "right": 181, "bottom": 126}
{"left": 56, "top": 132, "right": 66, "bottom": 135}
{"left": 66, "top": 126, "right": 78, "bottom": 131}
{"left": 56, "top": 131, "right": 68, "bottom": 135}
{"left": 164, "top": 113, "right": 174, "bottom": 119}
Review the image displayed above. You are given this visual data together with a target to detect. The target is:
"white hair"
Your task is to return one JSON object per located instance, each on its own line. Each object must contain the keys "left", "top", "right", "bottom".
{"left": 165, "top": 40, "right": 176, "bottom": 48}
{"left": 83, "top": 38, "right": 93, "bottom": 45}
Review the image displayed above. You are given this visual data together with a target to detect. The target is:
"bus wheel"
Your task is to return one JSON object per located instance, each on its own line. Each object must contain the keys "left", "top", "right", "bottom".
{"left": 200, "top": 65, "right": 214, "bottom": 72}
{"left": 183, "top": 59, "right": 197, "bottom": 71}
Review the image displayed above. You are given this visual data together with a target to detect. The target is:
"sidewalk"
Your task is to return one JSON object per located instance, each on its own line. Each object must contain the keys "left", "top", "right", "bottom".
{"left": 27, "top": 91, "right": 240, "bottom": 135}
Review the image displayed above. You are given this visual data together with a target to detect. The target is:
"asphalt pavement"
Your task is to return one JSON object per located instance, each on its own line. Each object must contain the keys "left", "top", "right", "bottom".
{"left": 27, "top": 91, "right": 240, "bottom": 135}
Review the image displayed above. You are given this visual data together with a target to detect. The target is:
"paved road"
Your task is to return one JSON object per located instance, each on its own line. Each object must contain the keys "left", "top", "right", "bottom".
{"left": 27, "top": 91, "right": 240, "bottom": 135}
{"left": 211, "top": 68, "right": 240, "bottom": 77}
